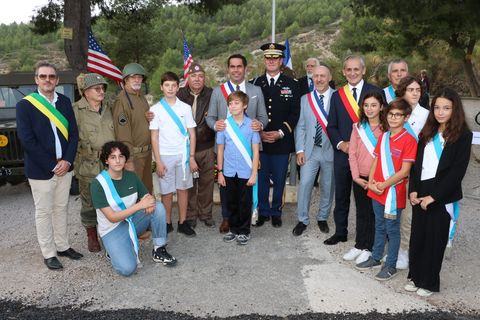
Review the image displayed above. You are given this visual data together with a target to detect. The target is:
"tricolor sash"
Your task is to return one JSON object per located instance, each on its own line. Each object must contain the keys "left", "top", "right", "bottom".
{"left": 307, "top": 91, "right": 329, "bottom": 139}
{"left": 379, "top": 132, "right": 398, "bottom": 219}
{"left": 220, "top": 81, "right": 235, "bottom": 102}
{"left": 23, "top": 93, "right": 69, "bottom": 140}
{"left": 160, "top": 98, "right": 190, "bottom": 181}
{"left": 96, "top": 170, "right": 139, "bottom": 260}
{"left": 383, "top": 85, "right": 396, "bottom": 104}
{"left": 338, "top": 85, "right": 360, "bottom": 123}
{"left": 354, "top": 121, "right": 377, "bottom": 157}
{"left": 431, "top": 132, "right": 459, "bottom": 247}
{"left": 225, "top": 117, "right": 258, "bottom": 223}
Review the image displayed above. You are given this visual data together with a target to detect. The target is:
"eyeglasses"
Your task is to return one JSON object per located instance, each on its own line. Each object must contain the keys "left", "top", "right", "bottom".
{"left": 89, "top": 86, "right": 106, "bottom": 93}
{"left": 387, "top": 112, "right": 405, "bottom": 119}
{"left": 36, "top": 74, "right": 57, "bottom": 80}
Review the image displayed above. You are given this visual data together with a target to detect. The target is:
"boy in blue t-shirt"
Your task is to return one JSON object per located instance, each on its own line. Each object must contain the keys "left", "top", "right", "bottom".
{"left": 216, "top": 91, "right": 260, "bottom": 245}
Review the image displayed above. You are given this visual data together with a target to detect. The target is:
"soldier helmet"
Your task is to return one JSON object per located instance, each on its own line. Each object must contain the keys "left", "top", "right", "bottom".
{"left": 77, "top": 73, "right": 108, "bottom": 96}
{"left": 122, "top": 63, "right": 147, "bottom": 80}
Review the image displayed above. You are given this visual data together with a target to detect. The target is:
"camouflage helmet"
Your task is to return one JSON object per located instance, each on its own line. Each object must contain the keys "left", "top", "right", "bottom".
{"left": 122, "top": 63, "right": 146, "bottom": 80}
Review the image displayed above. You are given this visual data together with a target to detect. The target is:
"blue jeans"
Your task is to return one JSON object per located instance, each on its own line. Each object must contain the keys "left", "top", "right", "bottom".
{"left": 372, "top": 200, "right": 402, "bottom": 269}
{"left": 296, "top": 146, "right": 334, "bottom": 224}
{"left": 102, "top": 202, "right": 167, "bottom": 276}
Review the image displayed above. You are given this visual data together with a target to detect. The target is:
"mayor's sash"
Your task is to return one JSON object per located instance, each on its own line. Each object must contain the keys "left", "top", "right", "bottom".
{"left": 220, "top": 81, "right": 235, "bottom": 102}
{"left": 160, "top": 98, "right": 190, "bottom": 181}
{"left": 338, "top": 85, "right": 360, "bottom": 123}
{"left": 23, "top": 93, "right": 69, "bottom": 140}
{"left": 379, "top": 132, "right": 398, "bottom": 219}
{"left": 383, "top": 85, "right": 396, "bottom": 104}
{"left": 225, "top": 116, "right": 258, "bottom": 224}
{"left": 354, "top": 121, "right": 377, "bottom": 157}
{"left": 307, "top": 91, "right": 329, "bottom": 139}
{"left": 96, "top": 170, "right": 139, "bottom": 259}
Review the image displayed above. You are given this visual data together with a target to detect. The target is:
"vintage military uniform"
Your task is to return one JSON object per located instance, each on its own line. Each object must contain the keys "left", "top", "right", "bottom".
{"left": 251, "top": 43, "right": 300, "bottom": 223}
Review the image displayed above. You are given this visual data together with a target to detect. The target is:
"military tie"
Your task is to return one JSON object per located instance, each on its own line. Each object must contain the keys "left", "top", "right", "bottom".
{"left": 314, "top": 95, "right": 324, "bottom": 147}
{"left": 270, "top": 78, "right": 275, "bottom": 87}
{"left": 236, "top": 84, "right": 240, "bottom": 91}
{"left": 308, "top": 77, "right": 314, "bottom": 92}
{"left": 191, "top": 92, "right": 199, "bottom": 120}
{"left": 352, "top": 87, "right": 357, "bottom": 102}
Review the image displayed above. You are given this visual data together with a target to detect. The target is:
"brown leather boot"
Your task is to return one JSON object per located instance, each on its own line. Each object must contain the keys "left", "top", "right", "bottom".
{"left": 86, "top": 226, "right": 101, "bottom": 252}
{"left": 219, "top": 219, "right": 229, "bottom": 234}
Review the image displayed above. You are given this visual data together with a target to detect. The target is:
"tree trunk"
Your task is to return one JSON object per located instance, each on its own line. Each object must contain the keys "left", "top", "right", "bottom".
{"left": 462, "top": 39, "right": 480, "bottom": 97}
{"left": 63, "top": 0, "right": 91, "bottom": 73}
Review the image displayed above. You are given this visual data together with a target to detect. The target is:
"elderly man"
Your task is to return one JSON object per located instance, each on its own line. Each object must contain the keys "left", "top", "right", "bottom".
{"left": 207, "top": 53, "right": 268, "bottom": 233}
{"left": 298, "top": 57, "right": 320, "bottom": 97}
{"left": 325, "top": 55, "right": 381, "bottom": 245}
{"left": 16, "top": 61, "right": 82, "bottom": 270}
{"left": 293, "top": 65, "right": 335, "bottom": 236}
{"left": 383, "top": 59, "right": 409, "bottom": 104}
{"left": 251, "top": 43, "right": 300, "bottom": 228}
{"left": 112, "top": 63, "right": 153, "bottom": 194}
{"left": 177, "top": 62, "right": 215, "bottom": 228}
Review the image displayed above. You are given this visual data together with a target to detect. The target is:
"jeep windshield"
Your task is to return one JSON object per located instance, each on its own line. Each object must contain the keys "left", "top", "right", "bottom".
{"left": 0, "top": 84, "right": 75, "bottom": 109}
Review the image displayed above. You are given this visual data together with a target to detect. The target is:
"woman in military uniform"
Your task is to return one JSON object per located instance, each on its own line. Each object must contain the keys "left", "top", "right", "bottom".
{"left": 74, "top": 73, "right": 115, "bottom": 252}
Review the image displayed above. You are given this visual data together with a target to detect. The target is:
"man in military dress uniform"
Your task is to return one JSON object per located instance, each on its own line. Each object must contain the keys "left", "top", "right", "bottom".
{"left": 251, "top": 43, "right": 300, "bottom": 227}
{"left": 112, "top": 63, "right": 153, "bottom": 193}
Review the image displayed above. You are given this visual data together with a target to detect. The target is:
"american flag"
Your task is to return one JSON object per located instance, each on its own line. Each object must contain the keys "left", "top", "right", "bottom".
{"left": 183, "top": 38, "right": 193, "bottom": 84}
{"left": 87, "top": 31, "right": 123, "bottom": 83}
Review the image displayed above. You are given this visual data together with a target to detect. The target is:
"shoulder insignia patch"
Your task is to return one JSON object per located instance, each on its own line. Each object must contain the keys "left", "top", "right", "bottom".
{"left": 119, "top": 113, "right": 128, "bottom": 126}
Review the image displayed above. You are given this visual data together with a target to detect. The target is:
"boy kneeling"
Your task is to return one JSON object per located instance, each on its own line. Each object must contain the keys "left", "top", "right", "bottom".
{"left": 91, "top": 141, "right": 176, "bottom": 276}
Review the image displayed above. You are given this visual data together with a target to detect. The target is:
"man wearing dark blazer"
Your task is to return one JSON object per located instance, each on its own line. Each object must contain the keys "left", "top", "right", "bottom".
{"left": 206, "top": 54, "right": 268, "bottom": 233}
{"left": 325, "top": 55, "right": 381, "bottom": 245}
{"left": 16, "top": 61, "right": 82, "bottom": 270}
{"left": 251, "top": 43, "right": 300, "bottom": 227}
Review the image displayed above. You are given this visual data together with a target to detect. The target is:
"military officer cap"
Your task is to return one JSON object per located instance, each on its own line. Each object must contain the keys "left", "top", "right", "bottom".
{"left": 261, "top": 42, "right": 286, "bottom": 58}
{"left": 188, "top": 62, "right": 205, "bottom": 74}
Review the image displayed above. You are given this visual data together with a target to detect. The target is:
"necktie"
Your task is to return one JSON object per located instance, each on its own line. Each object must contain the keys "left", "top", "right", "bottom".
{"left": 314, "top": 95, "right": 324, "bottom": 147}
{"left": 236, "top": 85, "right": 240, "bottom": 91}
{"left": 191, "top": 93, "right": 199, "bottom": 120}
{"left": 352, "top": 87, "right": 357, "bottom": 102}
{"left": 270, "top": 78, "right": 275, "bottom": 87}
{"left": 308, "top": 77, "right": 314, "bottom": 92}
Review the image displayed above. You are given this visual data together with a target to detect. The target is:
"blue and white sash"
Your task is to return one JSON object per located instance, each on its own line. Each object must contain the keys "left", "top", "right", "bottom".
{"left": 404, "top": 121, "right": 418, "bottom": 142}
{"left": 379, "top": 132, "right": 398, "bottom": 219}
{"left": 96, "top": 170, "right": 140, "bottom": 259}
{"left": 224, "top": 116, "right": 258, "bottom": 223}
{"left": 160, "top": 98, "right": 190, "bottom": 181}
{"left": 431, "top": 132, "right": 459, "bottom": 247}
{"left": 383, "top": 85, "right": 396, "bottom": 104}
{"left": 355, "top": 121, "right": 377, "bottom": 157}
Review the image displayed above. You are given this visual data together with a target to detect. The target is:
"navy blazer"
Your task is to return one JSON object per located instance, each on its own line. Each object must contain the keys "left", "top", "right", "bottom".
{"left": 409, "top": 129, "right": 472, "bottom": 204}
{"left": 16, "top": 92, "right": 79, "bottom": 180}
{"left": 327, "top": 82, "right": 381, "bottom": 165}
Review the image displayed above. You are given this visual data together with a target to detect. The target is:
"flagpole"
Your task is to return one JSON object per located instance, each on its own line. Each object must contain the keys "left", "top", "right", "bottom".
{"left": 271, "top": 0, "right": 276, "bottom": 42}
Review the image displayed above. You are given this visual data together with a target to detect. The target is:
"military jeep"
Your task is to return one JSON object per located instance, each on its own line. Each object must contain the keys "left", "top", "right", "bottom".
{"left": 0, "top": 70, "right": 80, "bottom": 187}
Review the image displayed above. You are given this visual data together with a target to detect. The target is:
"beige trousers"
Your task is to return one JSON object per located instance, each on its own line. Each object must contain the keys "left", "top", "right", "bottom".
{"left": 29, "top": 171, "right": 73, "bottom": 259}
{"left": 400, "top": 204, "right": 412, "bottom": 250}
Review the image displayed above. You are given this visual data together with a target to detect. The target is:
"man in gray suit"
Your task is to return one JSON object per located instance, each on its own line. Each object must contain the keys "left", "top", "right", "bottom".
{"left": 206, "top": 53, "right": 268, "bottom": 233}
{"left": 293, "top": 65, "right": 335, "bottom": 236}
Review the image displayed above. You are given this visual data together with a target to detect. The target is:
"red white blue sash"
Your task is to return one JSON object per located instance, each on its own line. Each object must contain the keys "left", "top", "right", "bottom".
{"left": 379, "top": 132, "right": 398, "bottom": 219}
{"left": 354, "top": 121, "right": 377, "bottom": 157}
{"left": 383, "top": 85, "right": 396, "bottom": 104}
{"left": 338, "top": 85, "right": 360, "bottom": 123}
{"left": 307, "top": 91, "right": 329, "bottom": 138}
{"left": 220, "top": 81, "right": 235, "bottom": 102}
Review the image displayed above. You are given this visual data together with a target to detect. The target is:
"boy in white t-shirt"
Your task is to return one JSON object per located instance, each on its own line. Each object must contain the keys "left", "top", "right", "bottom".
{"left": 150, "top": 72, "right": 198, "bottom": 237}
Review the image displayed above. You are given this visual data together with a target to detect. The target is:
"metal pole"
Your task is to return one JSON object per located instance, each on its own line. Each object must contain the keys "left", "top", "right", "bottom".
{"left": 271, "top": 0, "right": 276, "bottom": 42}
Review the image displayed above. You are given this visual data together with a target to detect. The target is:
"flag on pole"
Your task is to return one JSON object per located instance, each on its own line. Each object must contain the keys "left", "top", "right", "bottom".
{"left": 183, "top": 37, "right": 193, "bottom": 85}
{"left": 283, "top": 39, "right": 292, "bottom": 69}
{"left": 87, "top": 31, "right": 123, "bottom": 83}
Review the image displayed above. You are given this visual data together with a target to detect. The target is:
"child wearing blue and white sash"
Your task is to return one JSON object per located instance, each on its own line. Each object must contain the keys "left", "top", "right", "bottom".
{"left": 150, "top": 72, "right": 198, "bottom": 237}
{"left": 217, "top": 91, "right": 260, "bottom": 245}
{"left": 356, "top": 99, "right": 417, "bottom": 282}
{"left": 91, "top": 141, "right": 176, "bottom": 276}
{"left": 344, "top": 91, "right": 385, "bottom": 264}
{"left": 407, "top": 88, "right": 472, "bottom": 297}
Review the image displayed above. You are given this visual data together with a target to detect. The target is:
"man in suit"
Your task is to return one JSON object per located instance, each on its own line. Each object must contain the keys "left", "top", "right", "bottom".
{"left": 325, "top": 55, "right": 381, "bottom": 245}
{"left": 251, "top": 43, "right": 300, "bottom": 228}
{"left": 298, "top": 57, "right": 320, "bottom": 97}
{"left": 177, "top": 62, "right": 215, "bottom": 228}
{"left": 293, "top": 65, "right": 335, "bottom": 236}
{"left": 16, "top": 61, "right": 82, "bottom": 270}
{"left": 206, "top": 54, "right": 268, "bottom": 233}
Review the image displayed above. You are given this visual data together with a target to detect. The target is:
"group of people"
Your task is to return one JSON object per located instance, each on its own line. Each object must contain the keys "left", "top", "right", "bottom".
{"left": 16, "top": 43, "right": 472, "bottom": 298}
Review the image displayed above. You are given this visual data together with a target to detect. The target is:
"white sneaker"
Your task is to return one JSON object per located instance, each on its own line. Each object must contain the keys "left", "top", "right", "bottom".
{"left": 404, "top": 280, "right": 418, "bottom": 292}
{"left": 417, "top": 288, "right": 433, "bottom": 297}
{"left": 396, "top": 249, "right": 409, "bottom": 270}
{"left": 381, "top": 254, "right": 387, "bottom": 262}
{"left": 355, "top": 250, "right": 372, "bottom": 264}
{"left": 343, "top": 247, "right": 362, "bottom": 261}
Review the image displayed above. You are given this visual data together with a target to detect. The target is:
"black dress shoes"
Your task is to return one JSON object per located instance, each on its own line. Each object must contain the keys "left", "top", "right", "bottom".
{"left": 317, "top": 220, "right": 329, "bottom": 233}
{"left": 271, "top": 216, "right": 282, "bottom": 228}
{"left": 57, "top": 248, "right": 84, "bottom": 260}
{"left": 255, "top": 215, "right": 269, "bottom": 227}
{"left": 292, "top": 222, "right": 307, "bottom": 236}
{"left": 44, "top": 257, "right": 63, "bottom": 270}
{"left": 323, "top": 234, "right": 347, "bottom": 245}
